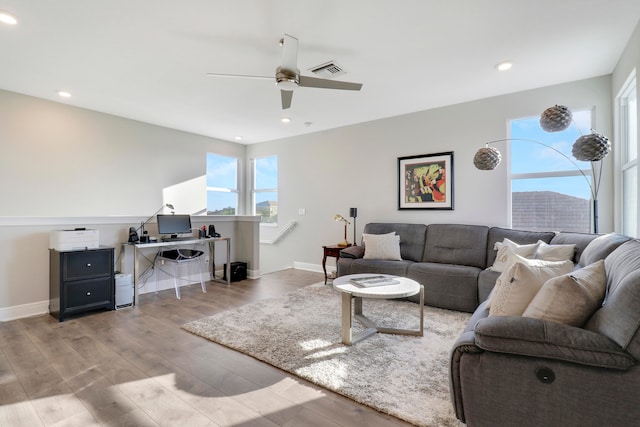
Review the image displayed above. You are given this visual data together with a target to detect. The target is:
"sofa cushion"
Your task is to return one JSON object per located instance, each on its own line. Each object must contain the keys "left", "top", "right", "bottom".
{"left": 586, "top": 239, "right": 640, "bottom": 360}
{"left": 550, "top": 232, "right": 602, "bottom": 265}
{"left": 478, "top": 269, "right": 500, "bottom": 303}
{"left": 407, "top": 262, "right": 481, "bottom": 312}
{"left": 486, "top": 227, "right": 556, "bottom": 268}
{"left": 339, "top": 245, "right": 364, "bottom": 259}
{"left": 534, "top": 241, "right": 576, "bottom": 262}
{"left": 342, "top": 258, "right": 415, "bottom": 277}
{"left": 490, "top": 238, "right": 539, "bottom": 272}
{"left": 423, "top": 224, "right": 488, "bottom": 268}
{"left": 362, "top": 223, "right": 427, "bottom": 262}
{"left": 362, "top": 232, "right": 402, "bottom": 260}
{"left": 474, "top": 316, "right": 635, "bottom": 370}
{"left": 523, "top": 260, "right": 606, "bottom": 326}
{"left": 489, "top": 256, "right": 574, "bottom": 317}
{"left": 577, "top": 233, "right": 632, "bottom": 268}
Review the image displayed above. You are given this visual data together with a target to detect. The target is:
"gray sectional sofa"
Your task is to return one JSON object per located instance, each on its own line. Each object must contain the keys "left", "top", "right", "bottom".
{"left": 337, "top": 222, "right": 640, "bottom": 426}
{"left": 338, "top": 223, "right": 581, "bottom": 312}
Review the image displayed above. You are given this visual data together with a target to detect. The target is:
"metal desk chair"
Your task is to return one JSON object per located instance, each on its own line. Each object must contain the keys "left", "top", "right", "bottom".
{"left": 155, "top": 248, "right": 206, "bottom": 299}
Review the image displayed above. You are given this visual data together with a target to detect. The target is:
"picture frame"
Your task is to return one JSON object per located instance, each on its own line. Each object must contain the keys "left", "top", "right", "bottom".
{"left": 398, "top": 151, "right": 454, "bottom": 210}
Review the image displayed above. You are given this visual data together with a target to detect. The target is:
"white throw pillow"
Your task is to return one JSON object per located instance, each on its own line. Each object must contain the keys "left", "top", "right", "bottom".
{"left": 523, "top": 260, "right": 606, "bottom": 326}
{"left": 362, "top": 232, "right": 402, "bottom": 260}
{"left": 489, "top": 255, "right": 574, "bottom": 317}
{"left": 534, "top": 240, "right": 576, "bottom": 262}
{"left": 490, "top": 238, "right": 539, "bottom": 273}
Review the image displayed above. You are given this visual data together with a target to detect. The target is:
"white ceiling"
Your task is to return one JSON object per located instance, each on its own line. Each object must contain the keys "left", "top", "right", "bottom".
{"left": 1, "top": 1, "right": 640, "bottom": 144}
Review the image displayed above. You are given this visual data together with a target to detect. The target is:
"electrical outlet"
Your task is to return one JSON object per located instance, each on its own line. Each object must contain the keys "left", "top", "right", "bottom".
{"left": 205, "top": 257, "right": 210, "bottom": 263}
{"left": 298, "top": 208, "right": 306, "bottom": 215}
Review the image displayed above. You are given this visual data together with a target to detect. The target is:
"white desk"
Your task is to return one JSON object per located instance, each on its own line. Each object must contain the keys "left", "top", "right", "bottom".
{"left": 123, "top": 237, "right": 231, "bottom": 305}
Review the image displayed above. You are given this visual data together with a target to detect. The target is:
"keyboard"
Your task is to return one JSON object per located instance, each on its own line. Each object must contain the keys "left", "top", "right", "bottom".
{"left": 161, "top": 236, "right": 198, "bottom": 242}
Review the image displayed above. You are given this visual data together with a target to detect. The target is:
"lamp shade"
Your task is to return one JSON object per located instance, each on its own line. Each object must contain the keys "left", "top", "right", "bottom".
{"left": 540, "top": 105, "right": 573, "bottom": 132}
{"left": 572, "top": 132, "right": 611, "bottom": 161}
{"left": 333, "top": 214, "right": 349, "bottom": 223}
{"left": 473, "top": 146, "right": 502, "bottom": 170}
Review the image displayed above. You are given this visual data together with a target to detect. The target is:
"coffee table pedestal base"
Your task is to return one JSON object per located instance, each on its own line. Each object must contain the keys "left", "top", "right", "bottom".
{"left": 341, "top": 285, "right": 424, "bottom": 345}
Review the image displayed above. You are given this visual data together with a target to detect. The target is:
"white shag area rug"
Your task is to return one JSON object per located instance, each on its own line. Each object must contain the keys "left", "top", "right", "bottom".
{"left": 182, "top": 284, "right": 470, "bottom": 426}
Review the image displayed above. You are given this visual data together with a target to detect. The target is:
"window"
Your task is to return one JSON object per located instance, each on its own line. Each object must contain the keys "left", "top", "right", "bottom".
{"left": 619, "top": 71, "right": 638, "bottom": 237}
{"left": 253, "top": 155, "right": 278, "bottom": 224}
{"left": 206, "top": 153, "right": 238, "bottom": 215}
{"left": 510, "top": 110, "right": 593, "bottom": 232}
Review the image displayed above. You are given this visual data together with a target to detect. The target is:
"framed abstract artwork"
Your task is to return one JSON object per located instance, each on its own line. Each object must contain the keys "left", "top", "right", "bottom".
{"left": 398, "top": 151, "right": 454, "bottom": 210}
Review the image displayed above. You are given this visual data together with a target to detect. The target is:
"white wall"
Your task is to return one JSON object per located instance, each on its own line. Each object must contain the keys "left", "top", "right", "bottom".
{"left": 612, "top": 17, "right": 640, "bottom": 100}
{"left": 612, "top": 18, "right": 640, "bottom": 233}
{"left": 0, "top": 89, "right": 256, "bottom": 319}
{"left": 0, "top": 89, "right": 244, "bottom": 216}
{"left": 249, "top": 76, "right": 614, "bottom": 275}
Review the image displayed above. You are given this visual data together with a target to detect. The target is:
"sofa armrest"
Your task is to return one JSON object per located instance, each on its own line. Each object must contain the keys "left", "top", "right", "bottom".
{"left": 339, "top": 245, "right": 365, "bottom": 259}
{"left": 449, "top": 330, "right": 483, "bottom": 422}
{"left": 473, "top": 316, "right": 635, "bottom": 370}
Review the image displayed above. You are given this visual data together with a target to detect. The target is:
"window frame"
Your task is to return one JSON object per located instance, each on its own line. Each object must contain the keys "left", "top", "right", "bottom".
{"left": 508, "top": 109, "right": 594, "bottom": 232}
{"left": 251, "top": 155, "right": 278, "bottom": 225}
{"left": 206, "top": 153, "right": 240, "bottom": 216}
{"left": 617, "top": 69, "right": 638, "bottom": 237}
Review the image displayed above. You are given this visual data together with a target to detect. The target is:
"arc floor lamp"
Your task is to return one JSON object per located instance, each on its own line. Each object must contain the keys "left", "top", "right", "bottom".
{"left": 473, "top": 105, "right": 610, "bottom": 233}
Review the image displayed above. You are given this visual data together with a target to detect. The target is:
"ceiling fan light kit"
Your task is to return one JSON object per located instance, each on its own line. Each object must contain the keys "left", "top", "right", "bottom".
{"left": 275, "top": 68, "right": 299, "bottom": 91}
{"left": 207, "top": 34, "right": 363, "bottom": 110}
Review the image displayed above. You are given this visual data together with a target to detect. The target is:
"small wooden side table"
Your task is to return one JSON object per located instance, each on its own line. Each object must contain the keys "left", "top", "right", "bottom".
{"left": 322, "top": 244, "right": 350, "bottom": 284}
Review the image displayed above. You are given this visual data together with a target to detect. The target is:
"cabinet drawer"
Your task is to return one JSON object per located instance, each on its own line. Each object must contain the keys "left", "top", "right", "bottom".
{"left": 63, "top": 250, "right": 112, "bottom": 280}
{"left": 65, "top": 277, "right": 112, "bottom": 308}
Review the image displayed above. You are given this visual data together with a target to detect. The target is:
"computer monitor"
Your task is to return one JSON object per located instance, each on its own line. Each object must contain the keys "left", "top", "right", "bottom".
{"left": 156, "top": 214, "right": 192, "bottom": 238}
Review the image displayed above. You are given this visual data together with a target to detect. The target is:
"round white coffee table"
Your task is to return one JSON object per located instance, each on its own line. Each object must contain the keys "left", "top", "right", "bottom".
{"left": 333, "top": 273, "right": 424, "bottom": 345}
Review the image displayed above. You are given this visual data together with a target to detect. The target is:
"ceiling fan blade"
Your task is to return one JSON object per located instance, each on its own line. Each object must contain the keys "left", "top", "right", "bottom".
{"left": 299, "top": 75, "right": 362, "bottom": 91}
{"left": 281, "top": 90, "right": 293, "bottom": 109}
{"left": 281, "top": 34, "right": 298, "bottom": 73}
{"left": 206, "top": 72, "right": 273, "bottom": 80}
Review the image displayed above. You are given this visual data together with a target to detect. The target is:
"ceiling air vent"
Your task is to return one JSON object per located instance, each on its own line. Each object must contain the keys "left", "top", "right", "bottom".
{"left": 309, "top": 61, "right": 346, "bottom": 78}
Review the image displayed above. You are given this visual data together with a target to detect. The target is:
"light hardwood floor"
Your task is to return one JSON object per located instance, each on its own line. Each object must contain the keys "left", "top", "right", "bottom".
{"left": 0, "top": 269, "right": 413, "bottom": 426}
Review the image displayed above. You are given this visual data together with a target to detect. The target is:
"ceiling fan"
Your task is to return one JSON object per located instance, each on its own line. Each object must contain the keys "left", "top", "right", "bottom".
{"left": 206, "top": 34, "right": 363, "bottom": 109}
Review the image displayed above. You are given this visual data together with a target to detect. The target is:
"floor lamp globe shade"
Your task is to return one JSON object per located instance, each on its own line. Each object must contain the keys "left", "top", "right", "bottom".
{"left": 540, "top": 105, "right": 573, "bottom": 132}
{"left": 473, "top": 147, "right": 501, "bottom": 170}
{"left": 572, "top": 133, "right": 611, "bottom": 161}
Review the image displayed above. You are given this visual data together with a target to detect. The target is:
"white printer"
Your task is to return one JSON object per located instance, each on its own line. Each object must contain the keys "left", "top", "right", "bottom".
{"left": 49, "top": 228, "right": 99, "bottom": 251}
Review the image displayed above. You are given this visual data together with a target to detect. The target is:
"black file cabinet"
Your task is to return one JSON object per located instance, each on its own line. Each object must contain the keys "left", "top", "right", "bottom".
{"left": 49, "top": 247, "right": 115, "bottom": 322}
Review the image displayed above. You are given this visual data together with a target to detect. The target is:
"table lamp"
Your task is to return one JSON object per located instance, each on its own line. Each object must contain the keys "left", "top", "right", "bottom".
{"left": 334, "top": 214, "right": 350, "bottom": 247}
{"left": 129, "top": 203, "right": 174, "bottom": 243}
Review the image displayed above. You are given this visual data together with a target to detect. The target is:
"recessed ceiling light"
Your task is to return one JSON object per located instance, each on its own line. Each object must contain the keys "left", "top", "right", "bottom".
{"left": 234, "top": 136, "right": 243, "bottom": 141}
{"left": 495, "top": 61, "right": 513, "bottom": 71}
{"left": 0, "top": 10, "right": 18, "bottom": 25}
{"left": 57, "top": 91, "right": 72, "bottom": 98}
{"left": 281, "top": 117, "right": 291, "bottom": 124}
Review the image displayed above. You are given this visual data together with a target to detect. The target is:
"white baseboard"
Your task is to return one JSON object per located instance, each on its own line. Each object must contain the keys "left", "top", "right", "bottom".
{"left": 294, "top": 262, "right": 332, "bottom": 274}
{"left": 0, "top": 300, "right": 50, "bottom": 322}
